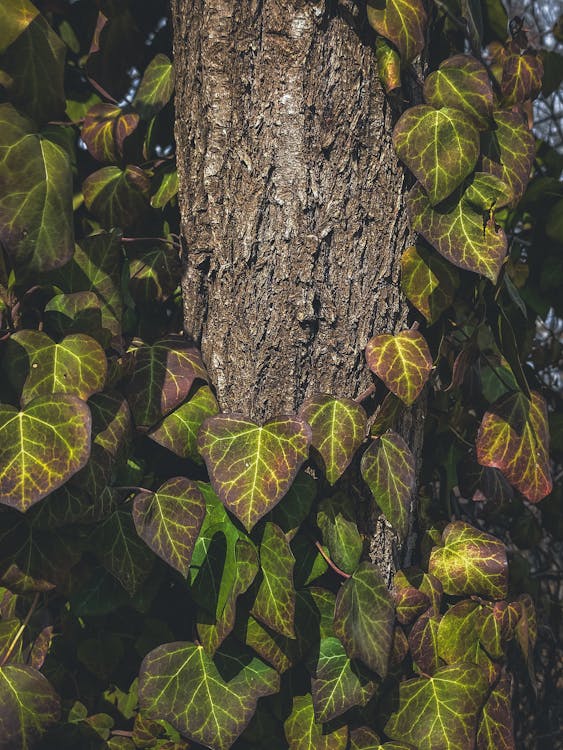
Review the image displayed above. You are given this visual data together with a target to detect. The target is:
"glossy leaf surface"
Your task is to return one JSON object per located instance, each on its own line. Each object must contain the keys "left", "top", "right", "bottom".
{"left": 366, "top": 330, "right": 432, "bottom": 406}
{"left": 367, "top": 0, "right": 427, "bottom": 63}
{"left": 82, "top": 103, "right": 139, "bottom": 163}
{"left": 400, "top": 244, "right": 460, "bottom": 323}
{"left": 83, "top": 165, "right": 150, "bottom": 228}
{"left": 133, "top": 54, "right": 175, "bottom": 119}
{"left": 424, "top": 55, "right": 493, "bottom": 129}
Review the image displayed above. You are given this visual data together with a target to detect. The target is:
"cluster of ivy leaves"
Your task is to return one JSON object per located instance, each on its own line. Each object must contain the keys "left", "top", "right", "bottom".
{"left": 0, "top": 0, "right": 561, "bottom": 748}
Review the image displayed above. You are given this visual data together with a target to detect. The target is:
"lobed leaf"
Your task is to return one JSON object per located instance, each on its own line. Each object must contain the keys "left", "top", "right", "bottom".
{"left": 317, "top": 490, "right": 363, "bottom": 574}
{"left": 366, "top": 330, "right": 432, "bottom": 406}
{"left": 0, "top": 665, "right": 60, "bottom": 749}
{"left": 424, "top": 55, "right": 494, "bottom": 129}
{"left": 81, "top": 103, "right": 139, "bottom": 163}
{"left": 367, "top": 0, "right": 427, "bottom": 64}
{"left": 284, "top": 693, "right": 348, "bottom": 750}
{"left": 83, "top": 165, "right": 150, "bottom": 228}
{"left": 401, "top": 244, "right": 460, "bottom": 324}
{"left": 133, "top": 54, "right": 175, "bottom": 120}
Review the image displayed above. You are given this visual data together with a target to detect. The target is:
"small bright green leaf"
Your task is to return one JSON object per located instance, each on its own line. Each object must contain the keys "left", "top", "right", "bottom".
{"left": 376, "top": 37, "right": 401, "bottom": 93}
{"left": 384, "top": 664, "right": 489, "bottom": 750}
{"left": 309, "top": 637, "right": 377, "bottom": 723}
{"left": 476, "top": 674, "right": 515, "bottom": 750}
{"left": 408, "top": 610, "right": 441, "bottom": 675}
{"left": 127, "top": 337, "right": 208, "bottom": 430}
{"left": 334, "top": 562, "right": 394, "bottom": 677}
{"left": 139, "top": 642, "right": 279, "bottom": 750}
{"left": 367, "top": 0, "right": 427, "bottom": 64}
{"left": 133, "top": 478, "right": 206, "bottom": 577}
{"left": 251, "top": 522, "right": 296, "bottom": 637}
{"left": 361, "top": 431, "right": 415, "bottom": 541}
{"left": 151, "top": 165, "right": 179, "bottom": 209}
{"left": 366, "top": 329, "right": 432, "bottom": 406}
{"left": 401, "top": 244, "right": 460, "bottom": 324}
{"left": 284, "top": 693, "right": 348, "bottom": 750}
{"left": 408, "top": 181, "right": 507, "bottom": 282}
{"left": 4, "top": 330, "right": 107, "bottom": 406}
{"left": 0, "top": 665, "right": 60, "bottom": 749}
{"left": 317, "top": 490, "right": 363, "bottom": 574}
{"left": 424, "top": 55, "right": 494, "bottom": 129}
{"left": 127, "top": 242, "right": 181, "bottom": 303}
{"left": 148, "top": 385, "right": 219, "bottom": 462}
{"left": 476, "top": 390, "right": 552, "bottom": 502}
{"left": 501, "top": 52, "right": 543, "bottom": 106}
{"left": 0, "top": 395, "right": 91, "bottom": 511}
{"left": 393, "top": 105, "right": 480, "bottom": 205}
{"left": 463, "top": 172, "right": 512, "bottom": 211}
{"left": 81, "top": 103, "right": 139, "bottom": 163}
{"left": 198, "top": 415, "right": 312, "bottom": 532}
{"left": 0, "top": 104, "right": 74, "bottom": 275}
{"left": 429, "top": 520, "right": 508, "bottom": 598}
{"left": 299, "top": 394, "right": 366, "bottom": 484}
{"left": 0, "top": 0, "right": 39, "bottom": 54}
{"left": 83, "top": 165, "right": 150, "bottom": 228}
{"left": 133, "top": 54, "right": 175, "bottom": 120}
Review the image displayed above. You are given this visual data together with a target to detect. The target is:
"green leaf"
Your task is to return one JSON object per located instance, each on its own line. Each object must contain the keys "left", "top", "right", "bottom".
{"left": 401, "top": 244, "right": 460, "bottom": 324}
{"left": 424, "top": 55, "right": 494, "bottom": 129}
{"left": 476, "top": 674, "right": 515, "bottom": 749}
{"left": 151, "top": 164, "right": 179, "bottom": 209}
{"left": 0, "top": 0, "right": 39, "bottom": 54}
{"left": 501, "top": 52, "right": 543, "bottom": 106}
{"left": 428, "top": 520, "right": 508, "bottom": 598}
{"left": 127, "top": 242, "right": 181, "bottom": 303}
{"left": 269, "top": 470, "right": 316, "bottom": 541}
{"left": 284, "top": 693, "right": 348, "bottom": 750}
{"left": 127, "top": 337, "right": 208, "bottom": 430}
{"left": 83, "top": 165, "right": 150, "bottom": 228}
{"left": 333, "top": 562, "right": 394, "bottom": 677}
{"left": 299, "top": 394, "right": 366, "bottom": 484}
{"left": 198, "top": 415, "right": 312, "bottom": 532}
{"left": 4, "top": 331, "right": 107, "bottom": 406}
{"left": 393, "top": 106, "right": 480, "bottom": 205}
{"left": 309, "top": 637, "right": 377, "bottom": 723}
{"left": 367, "top": 0, "right": 427, "bottom": 64}
{"left": 476, "top": 390, "right": 552, "bottom": 502}
{"left": 366, "top": 330, "right": 432, "bottom": 406}
{"left": 376, "top": 37, "right": 401, "bottom": 94}
{"left": 407, "top": 181, "right": 508, "bottom": 283}
{"left": 133, "top": 54, "right": 175, "bottom": 120}
{"left": 81, "top": 103, "right": 139, "bottom": 163}
{"left": 133, "top": 478, "right": 206, "bottom": 577}
{"left": 139, "top": 642, "right": 279, "bottom": 750}
{"left": 43, "top": 291, "right": 107, "bottom": 344}
{"left": 0, "top": 395, "right": 91, "bottom": 511}
{"left": 361, "top": 431, "right": 415, "bottom": 541}
{"left": 0, "top": 104, "right": 74, "bottom": 275}
{"left": 437, "top": 600, "right": 496, "bottom": 679}
{"left": 463, "top": 172, "right": 512, "bottom": 211}
{"left": 250, "top": 522, "right": 296, "bottom": 637}
{"left": 384, "top": 664, "right": 489, "bottom": 750}
{"left": 0, "top": 665, "right": 60, "bottom": 749}
{"left": 148, "top": 385, "right": 219, "bottom": 462}
{"left": 317, "top": 490, "right": 363, "bottom": 574}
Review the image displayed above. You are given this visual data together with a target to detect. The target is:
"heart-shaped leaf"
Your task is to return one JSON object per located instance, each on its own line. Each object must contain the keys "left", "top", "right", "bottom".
{"left": 384, "top": 664, "right": 489, "bottom": 750}
{"left": 139, "top": 642, "right": 279, "bottom": 750}
{"left": 401, "top": 244, "right": 460, "bottom": 324}
{"left": 367, "top": 0, "right": 427, "bottom": 64}
{"left": 476, "top": 674, "right": 515, "bottom": 749}
{"left": 81, "top": 103, "right": 139, "bottom": 163}
{"left": 393, "top": 105, "right": 480, "bottom": 205}
{"left": 43, "top": 292, "right": 107, "bottom": 344}
{"left": 299, "top": 395, "right": 367, "bottom": 485}
{"left": 133, "top": 53, "right": 175, "bottom": 120}
{"left": 424, "top": 55, "right": 494, "bottom": 129}
{"left": 361, "top": 431, "right": 415, "bottom": 541}
{"left": 0, "top": 0, "right": 39, "bottom": 54}
{"left": 476, "top": 390, "right": 552, "bottom": 502}
{"left": 366, "top": 330, "right": 432, "bottom": 406}
{"left": 0, "top": 395, "right": 91, "bottom": 511}
{"left": 133, "top": 478, "right": 206, "bottom": 577}
{"left": 501, "top": 52, "right": 543, "bottom": 106}
{"left": 408, "top": 181, "right": 508, "bottom": 282}
{"left": 317, "top": 490, "right": 363, "bottom": 574}
{"left": 0, "top": 665, "right": 60, "bottom": 749}
{"left": 334, "top": 562, "right": 394, "bottom": 677}
{"left": 198, "top": 415, "right": 312, "bottom": 531}
{"left": 284, "top": 693, "right": 348, "bottom": 750}
{"left": 429, "top": 521, "right": 508, "bottom": 599}
{"left": 4, "top": 330, "right": 107, "bottom": 406}
{"left": 408, "top": 610, "right": 441, "bottom": 675}
{"left": 83, "top": 165, "right": 150, "bottom": 228}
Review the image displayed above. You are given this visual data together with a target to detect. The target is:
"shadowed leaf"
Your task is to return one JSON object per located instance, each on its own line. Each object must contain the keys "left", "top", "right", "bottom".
{"left": 83, "top": 165, "right": 150, "bottom": 228}
{"left": 251, "top": 522, "right": 296, "bottom": 637}
{"left": 127, "top": 243, "right": 181, "bottom": 304}
{"left": 401, "top": 244, "right": 460, "bottom": 324}
{"left": 366, "top": 330, "right": 432, "bottom": 406}
{"left": 270, "top": 470, "right": 316, "bottom": 541}
{"left": 81, "top": 103, "right": 139, "bottom": 163}
{"left": 476, "top": 674, "right": 515, "bottom": 749}
{"left": 408, "top": 610, "right": 441, "bottom": 675}
{"left": 367, "top": 0, "right": 427, "bottom": 64}
{"left": 349, "top": 727, "right": 381, "bottom": 749}
{"left": 43, "top": 292, "right": 107, "bottom": 344}
{"left": 317, "top": 490, "right": 363, "bottom": 574}
{"left": 424, "top": 55, "right": 494, "bottom": 129}
{"left": 133, "top": 54, "right": 175, "bottom": 120}
{"left": 284, "top": 693, "right": 348, "bottom": 750}
{"left": 0, "top": 665, "right": 60, "bottom": 749}
{"left": 0, "top": 0, "right": 39, "bottom": 54}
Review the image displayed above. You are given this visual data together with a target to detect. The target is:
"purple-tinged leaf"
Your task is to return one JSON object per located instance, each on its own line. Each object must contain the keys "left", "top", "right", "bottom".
{"left": 366, "top": 330, "right": 432, "bottom": 406}
{"left": 392, "top": 585, "right": 430, "bottom": 625}
{"left": 501, "top": 52, "right": 543, "bottom": 106}
{"left": 367, "top": 0, "right": 427, "bottom": 64}
{"left": 476, "top": 674, "right": 515, "bottom": 750}
{"left": 408, "top": 610, "right": 441, "bottom": 675}
{"left": 349, "top": 726, "right": 381, "bottom": 749}
{"left": 81, "top": 103, "right": 139, "bottom": 163}
{"left": 437, "top": 600, "right": 497, "bottom": 682}
{"left": 394, "top": 567, "right": 443, "bottom": 615}
{"left": 127, "top": 242, "right": 181, "bottom": 304}
{"left": 284, "top": 693, "right": 348, "bottom": 750}
{"left": 401, "top": 244, "right": 460, "bottom": 324}
{"left": 0, "top": 665, "right": 60, "bottom": 749}
{"left": 376, "top": 37, "right": 401, "bottom": 94}
{"left": 424, "top": 55, "right": 494, "bottom": 129}
{"left": 83, "top": 165, "right": 150, "bottom": 228}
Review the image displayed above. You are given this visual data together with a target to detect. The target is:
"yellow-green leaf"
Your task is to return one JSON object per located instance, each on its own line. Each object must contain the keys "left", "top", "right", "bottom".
{"left": 366, "top": 330, "right": 432, "bottom": 406}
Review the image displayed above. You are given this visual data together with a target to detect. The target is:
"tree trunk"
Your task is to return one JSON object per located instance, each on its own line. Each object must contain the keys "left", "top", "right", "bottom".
{"left": 172, "top": 0, "right": 423, "bottom": 578}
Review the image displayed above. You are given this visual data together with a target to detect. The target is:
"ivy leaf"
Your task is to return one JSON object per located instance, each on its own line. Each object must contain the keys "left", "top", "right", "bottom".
{"left": 361, "top": 431, "right": 415, "bottom": 541}
{"left": 463, "top": 172, "right": 512, "bottom": 211}
{"left": 133, "top": 54, "right": 175, "bottom": 120}
{"left": 428, "top": 521, "right": 508, "bottom": 599}
{"left": 0, "top": 395, "right": 91, "bottom": 512}
{"left": 317, "top": 490, "right": 363, "bottom": 574}
{"left": 0, "top": 104, "right": 74, "bottom": 275}
{"left": 393, "top": 105, "right": 480, "bottom": 205}
{"left": 408, "top": 610, "right": 441, "bottom": 675}
{"left": 501, "top": 52, "right": 543, "bottom": 106}
{"left": 476, "top": 674, "right": 515, "bottom": 750}
{"left": 81, "top": 103, "right": 139, "bottom": 163}
{"left": 83, "top": 165, "right": 150, "bottom": 228}
{"left": 401, "top": 244, "right": 460, "bottom": 324}
{"left": 127, "top": 242, "right": 181, "bottom": 304}
{"left": 394, "top": 567, "right": 443, "bottom": 616}
{"left": 139, "top": 642, "right": 279, "bottom": 750}
{"left": 148, "top": 385, "right": 219, "bottom": 463}
{"left": 424, "top": 55, "right": 494, "bottom": 129}
{"left": 150, "top": 165, "right": 179, "bottom": 209}
{"left": 376, "top": 38, "right": 401, "bottom": 94}
{"left": 408, "top": 181, "right": 507, "bottom": 283}
{"left": 437, "top": 600, "right": 496, "bottom": 681}
{"left": 476, "top": 390, "right": 552, "bottom": 502}
{"left": 284, "top": 693, "right": 348, "bottom": 750}
{"left": 366, "top": 330, "right": 432, "bottom": 406}
{"left": 308, "top": 637, "right": 377, "bottom": 723}
{"left": 127, "top": 337, "right": 208, "bottom": 430}
{"left": 384, "top": 664, "right": 489, "bottom": 750}
{"left": 43, "top": 291, "right": 107, "bottom": 344}
{"left": 0, "top": 665, "right": 60, "bottom": 749}
{"left": 4, "top": 331, "right": 107, "bottom": 406}
{"left": 366, "top": 0, "right": 427, "bottom": 64}
{"left": 349, "top": 727, "right": 381, "bottom": 749}
{"left": 299, "top": 395, "right": 367, "bottom": 485}
{"left": 269, "top": 470, "right": 317, "bottom": 541}
{"left": 198, "top": 415, "right": 312, "bottom": 532}
{"left": 0, "top": 0, "right": 39, "bottom": 54}
{"left": 132, "top": 478, "right": 205, "bottom": 577}
{"left": 334, "top": 562, "right": 394, "bottom": 677}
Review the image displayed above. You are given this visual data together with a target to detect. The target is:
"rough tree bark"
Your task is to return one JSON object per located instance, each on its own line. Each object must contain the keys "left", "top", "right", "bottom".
{"left": 172, "top": 0, "right": 423, "bottom": 579}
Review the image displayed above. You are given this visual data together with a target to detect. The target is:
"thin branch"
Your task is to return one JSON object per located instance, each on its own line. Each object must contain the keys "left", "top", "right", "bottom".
{"left": 313, "top": 539, "right": 351, "bottom": 579}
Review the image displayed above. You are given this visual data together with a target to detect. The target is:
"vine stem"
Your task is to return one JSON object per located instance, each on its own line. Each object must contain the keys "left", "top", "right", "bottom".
{"left": 313, "top": 540, "right": 351, "bottom": 579}
{"left": 355, "top": 384, "right": 376, "bottom": 403}
{"left": 0, "top": 593, "right": 39, "bottom": 667}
